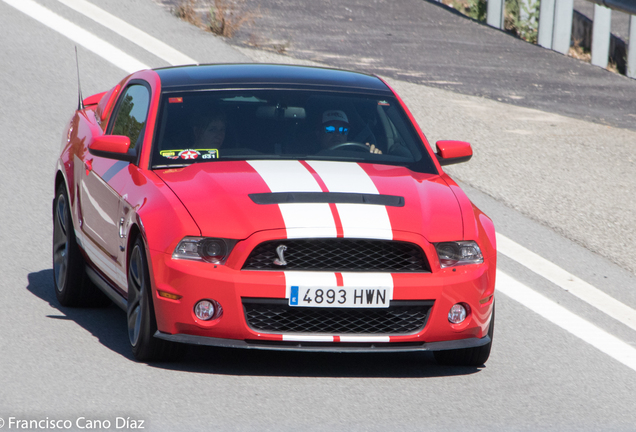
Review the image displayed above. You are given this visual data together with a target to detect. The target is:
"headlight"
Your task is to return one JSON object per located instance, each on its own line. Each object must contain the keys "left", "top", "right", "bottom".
{"left": 173, "top": 237, "right": 237, "bottom": 264}
{"left": 434, "top": 241, "right": 483, "bottom": 268}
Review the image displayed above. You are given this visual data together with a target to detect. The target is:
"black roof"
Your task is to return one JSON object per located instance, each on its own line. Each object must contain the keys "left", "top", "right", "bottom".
{"left": 154, "top": 64, "right": 392, "bottom": 94}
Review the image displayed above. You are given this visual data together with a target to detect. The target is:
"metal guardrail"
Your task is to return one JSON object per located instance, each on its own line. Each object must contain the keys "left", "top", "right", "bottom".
{"left": 483, "top": 0, "right": 636, "bottom": 78}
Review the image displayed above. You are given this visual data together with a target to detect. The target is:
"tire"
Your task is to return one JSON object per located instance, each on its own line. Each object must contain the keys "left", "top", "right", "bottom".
{"left": 434, "top": 300, "right": 495, "bottom": 367}
{"left": 127, "top": 237, "right": 185, "bottom": 362}
{"left": 52, "top": 183, "right": 110, "bottom": 307}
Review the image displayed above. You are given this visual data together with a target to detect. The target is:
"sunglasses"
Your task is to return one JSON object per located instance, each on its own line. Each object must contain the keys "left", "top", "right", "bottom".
{"left": 324, "top": 125, "right": 349, "bottom": 135}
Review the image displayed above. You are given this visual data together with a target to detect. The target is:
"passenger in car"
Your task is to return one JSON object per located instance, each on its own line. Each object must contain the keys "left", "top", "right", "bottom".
{"left": 193, "top": 110, "right": 227, "bottom": 149}
{"left": 317, "top": 110, "right": 382, "bottom": 154}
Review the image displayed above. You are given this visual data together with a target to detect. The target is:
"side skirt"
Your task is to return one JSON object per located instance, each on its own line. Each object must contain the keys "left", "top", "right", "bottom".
{"left": 85, "top": 265, "right": 127, "bottom": 311}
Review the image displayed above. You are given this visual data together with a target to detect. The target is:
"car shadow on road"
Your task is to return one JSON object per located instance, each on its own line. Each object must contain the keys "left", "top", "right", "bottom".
{"left": 27, "top": 269, "right": 135, "bottom": 361}
{"left": 28, "top": 269, "right": 484, "bottom": 378}
{"left": 164, "top": 345, "right": 485, "bottom": 378}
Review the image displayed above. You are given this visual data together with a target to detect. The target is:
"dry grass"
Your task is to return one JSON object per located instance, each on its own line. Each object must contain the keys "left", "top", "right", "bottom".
{"left": 173, "top": 0, "right": 202, "bottom": 27}
{"left": 173, "top": 0, "right": 255, "bottom": 38}
{"left": 207, "top": 0, "right": 255, "bottom": 38}
{"left": 569, "top": 39, "right": 591, "bottom": 62}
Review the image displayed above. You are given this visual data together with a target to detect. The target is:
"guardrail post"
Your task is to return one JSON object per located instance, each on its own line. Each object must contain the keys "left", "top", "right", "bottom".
{"left": 591, "top": 4, "right": 612, "bottom": 68}
{"left": 552, "top": 0, "right": 574, "bottom": 54}
{"left": 487, "top": 0, "right": 505, "bottom": 29}
{"left": 538, "top": 0, "right": 556, "bottom": 48}
{"left": 629, "top": 15, "right": 636, "bottom": 78}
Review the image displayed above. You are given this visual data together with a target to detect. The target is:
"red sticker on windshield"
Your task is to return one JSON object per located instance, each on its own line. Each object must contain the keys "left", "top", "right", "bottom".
{"left": 179, "top": 149, "right": 200, "bottom": 160}
{"left": 169, "top": 97, "right": 183, "bottom": 103}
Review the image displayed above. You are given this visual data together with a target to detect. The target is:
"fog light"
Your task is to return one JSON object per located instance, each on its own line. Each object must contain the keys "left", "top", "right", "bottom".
{"left": 194, "top": 300, "right": 222, "bottom": 321}
{"left": 448, "top": 304, "right": 467, "bottom": 324}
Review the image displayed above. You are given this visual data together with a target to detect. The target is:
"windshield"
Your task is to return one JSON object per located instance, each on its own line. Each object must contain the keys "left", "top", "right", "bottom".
{"left": 151, "top": 89, "right": 437, "bottom": 173}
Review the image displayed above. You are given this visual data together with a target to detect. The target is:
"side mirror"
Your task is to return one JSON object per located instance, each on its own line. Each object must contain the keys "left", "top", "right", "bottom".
{"left": 89, "top": 135, "right": 136, "bottom": 163}
{"left": 96, "top": 84, "right": 121, "bottom": 124}
{"left": 83, "top": 91, "right": 106, "bottom": 107}
{"left": 435, "top": 140, "right": 473, "bottom": 166}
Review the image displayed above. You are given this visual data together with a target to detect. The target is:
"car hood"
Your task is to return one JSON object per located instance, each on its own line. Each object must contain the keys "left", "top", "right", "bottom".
{"left": 155, "top": 160, "right": 463, "bottom": 242}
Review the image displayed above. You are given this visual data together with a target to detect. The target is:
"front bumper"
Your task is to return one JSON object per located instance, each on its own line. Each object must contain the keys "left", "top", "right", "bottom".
{"left": 147, "top": 231, "right": 496, "bottom": 351}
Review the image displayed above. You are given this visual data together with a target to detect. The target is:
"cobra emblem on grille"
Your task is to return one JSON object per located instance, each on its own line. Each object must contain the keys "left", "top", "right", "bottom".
{"left": 273, "top": 245, "right": 287, "bottom": 266}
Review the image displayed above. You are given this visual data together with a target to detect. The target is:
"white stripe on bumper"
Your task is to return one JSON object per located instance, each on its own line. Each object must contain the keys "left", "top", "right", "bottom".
{"left": 339, "top": 336, "right": 391, "bottom": 343}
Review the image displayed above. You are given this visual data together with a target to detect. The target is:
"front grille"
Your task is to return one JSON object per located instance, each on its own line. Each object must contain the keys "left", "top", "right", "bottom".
{"left": 243, "top": 299, "right": 433, "bottom": 334}
{"left": 242, "top": 239, "right": 430, "bottom": 272}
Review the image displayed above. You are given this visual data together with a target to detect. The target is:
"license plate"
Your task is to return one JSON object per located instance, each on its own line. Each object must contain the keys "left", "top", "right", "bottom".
{"left": 288, "top": 286, "right": 392, "bottom": 308}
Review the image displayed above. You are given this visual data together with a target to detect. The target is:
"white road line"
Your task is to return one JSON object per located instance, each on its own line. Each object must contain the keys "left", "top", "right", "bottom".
{"left": 2, "top": 0, "right": 148, "bottom": 73}
{"left": 54, "top": 0, "right": 197, "bottom": 66}
{"left": 497, "top": 270, "right": 636, "bottom": 372}
{"left": 497, "top": 232, "right": 636, "bottom": 332}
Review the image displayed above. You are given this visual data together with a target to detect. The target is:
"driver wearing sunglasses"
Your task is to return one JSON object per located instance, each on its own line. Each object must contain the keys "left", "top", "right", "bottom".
{"left": 318, "top": 110, "right": 382, "bottom": 154}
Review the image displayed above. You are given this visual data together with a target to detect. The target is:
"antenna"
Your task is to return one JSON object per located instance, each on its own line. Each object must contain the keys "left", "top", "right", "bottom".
{"left": 75, "top": 46, "right": 84, "bottom": 111}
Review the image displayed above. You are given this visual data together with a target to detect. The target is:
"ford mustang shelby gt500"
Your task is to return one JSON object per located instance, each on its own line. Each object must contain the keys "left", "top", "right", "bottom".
{"left": 53, "top": 64, "right": 495, "bottom": 365}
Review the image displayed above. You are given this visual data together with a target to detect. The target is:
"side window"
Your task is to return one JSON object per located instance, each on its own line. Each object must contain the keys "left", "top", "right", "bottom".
{"left": 110, "top": 84, "right": 150, "bottom": 155}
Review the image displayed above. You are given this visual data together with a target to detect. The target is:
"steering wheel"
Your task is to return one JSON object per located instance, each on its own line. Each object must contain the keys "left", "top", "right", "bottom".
{"left": 328, "top": 142, "right": 371, "bottom": 152}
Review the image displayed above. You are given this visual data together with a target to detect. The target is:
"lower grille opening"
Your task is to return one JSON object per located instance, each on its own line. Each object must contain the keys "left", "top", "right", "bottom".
{"left": 243, "top": 298, "right": 434, "bottom": 334}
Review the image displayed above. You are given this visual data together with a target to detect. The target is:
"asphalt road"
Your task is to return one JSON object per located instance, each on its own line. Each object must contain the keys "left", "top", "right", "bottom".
{"left": 1, "top": 0, "right": 635, "bottom": 431}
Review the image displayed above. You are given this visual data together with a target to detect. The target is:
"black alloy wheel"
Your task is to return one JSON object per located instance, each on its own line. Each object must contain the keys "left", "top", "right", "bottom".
{"left": 127, "top": 237, "right": 185, "bottom": 362}
{"left": 52, "top": 183, "right": 109, "bottom": 307}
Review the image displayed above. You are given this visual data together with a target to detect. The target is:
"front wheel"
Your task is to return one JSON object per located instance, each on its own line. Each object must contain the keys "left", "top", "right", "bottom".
{"left": 433, "top": 301, "right": 495, "bottom": 367}
{"left": 127, "top": 237, "right": 185, "bottom": 362}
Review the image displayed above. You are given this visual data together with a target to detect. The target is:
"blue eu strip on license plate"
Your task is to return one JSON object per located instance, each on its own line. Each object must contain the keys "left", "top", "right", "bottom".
{"left": 289, "top": 286, "right": 299, "bottom": 305}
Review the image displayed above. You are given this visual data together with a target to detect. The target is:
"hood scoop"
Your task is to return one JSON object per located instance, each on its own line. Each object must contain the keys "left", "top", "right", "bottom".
{"left": 248, "top": 192, "right": 405, "bottom": 207}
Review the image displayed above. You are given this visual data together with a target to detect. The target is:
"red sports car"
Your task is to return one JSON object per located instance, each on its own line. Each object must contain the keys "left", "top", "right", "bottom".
{"left": 53, "top": 64, "right": 496, "bottom": 365}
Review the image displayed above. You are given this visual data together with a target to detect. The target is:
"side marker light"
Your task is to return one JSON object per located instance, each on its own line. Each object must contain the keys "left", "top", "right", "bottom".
{"left": 158, "top": 290, "right": 182, "bottom": 300}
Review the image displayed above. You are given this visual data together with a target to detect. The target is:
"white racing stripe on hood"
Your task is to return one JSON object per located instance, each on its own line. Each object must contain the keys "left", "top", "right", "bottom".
{"left": 306, "top": 161, "right": 393, "bottom": 240}
{"left": 247, "top": 160, "right": 337, "bottom": 238}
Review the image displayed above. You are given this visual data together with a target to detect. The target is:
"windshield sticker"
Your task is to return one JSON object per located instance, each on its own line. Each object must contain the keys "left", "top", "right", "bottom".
{"left": 378, "top": 100, "right": 390, "bottom": 106}
{"left": 160, "top": 149, "right": 218, "bottom": 160}
{"left": 200, "top": 149, "right": 219, "bottom": 159}
{"left": 160, "top": 150, "right": 180, "bottom": 159}
{"left": 169, "top": 97, "right": 183, "bottom": 103}
{"left": 179, "top": 149, "right": 200, "bottom": 160}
